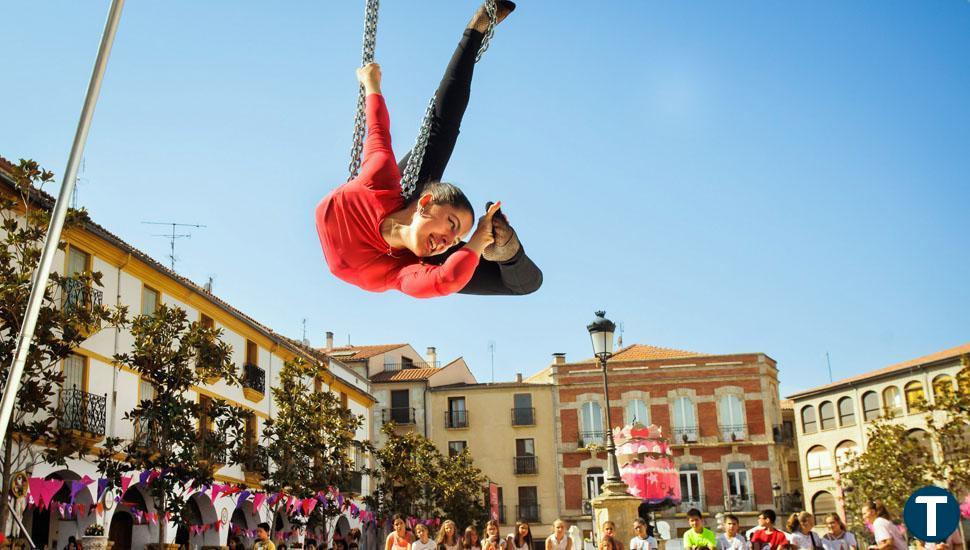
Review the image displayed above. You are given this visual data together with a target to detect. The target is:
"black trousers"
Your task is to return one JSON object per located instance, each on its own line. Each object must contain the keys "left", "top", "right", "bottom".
{"left": 397, "top": 29, "right": 543, "bottom": 296}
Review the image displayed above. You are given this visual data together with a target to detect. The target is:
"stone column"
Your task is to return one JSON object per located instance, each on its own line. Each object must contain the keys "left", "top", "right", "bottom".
{"left": 590, "top": 480, "right": 642, "bottom": 546}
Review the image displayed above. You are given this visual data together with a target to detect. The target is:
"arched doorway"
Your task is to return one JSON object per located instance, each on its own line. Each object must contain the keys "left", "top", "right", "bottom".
{"left": 111, "top": 484, "right": 158, "bottom": 550}
{"left": 230, "top": 500, "right": 262, "bottom": 547}
{"left": 179, "top": 492, "right": 220, "bottom": 548}
{"left": 811, "top": 491, "right": 837, "bottom": 525}
{"left": 109, "top": 513, "right": 134, "bottom": 550}
{"left": 29, "top": 470, "right": 94, "bottom": 550}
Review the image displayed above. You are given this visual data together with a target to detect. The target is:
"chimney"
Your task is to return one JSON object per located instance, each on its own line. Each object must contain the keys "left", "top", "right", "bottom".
{"left": 426, "top": 346, "right": 437, "bottom": 367}
{"left": 515, "top": 372, "right": 523, "bottom": 383}
{"left": 552, "top": 352, "right": 566, "bottom": 365}
{"left": 325, "top": 331, "right": 334, "bottom": 351}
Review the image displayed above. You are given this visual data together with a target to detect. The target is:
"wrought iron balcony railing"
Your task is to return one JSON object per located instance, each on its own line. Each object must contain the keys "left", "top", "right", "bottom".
{"left": 511, "top": 407, "right": 535, "bottom": 426}
{"left": 578, "top": 430, "right": 606, "bottom": 447}
{"left": 672, "top": 426, "right": 700, "bottom": 442}
{"left": 678, "top": 494, "right": 705, "bottom": 513}
{"left": 56, "top": 386, "right": 107, "bottom": 437}
{"left": 516, "top": 503, "right": 540, "bottom": 522}
{"left": 381, "top": 407, "right": 416, "bottom": 425}
{"left": 724, "top": 493, "right": 753, "bottom": 512}
{"left": 242, "top": 363, "right": 265, "bottom": 394}
{"left": 719, "top": 424, "right": 747, "bottom": 442}
{"left": 133, "top": 419, "right": 162, "bottom": 451}
{"left": 445, "top": 410, "right": 469, "bottom": 429}
{"left": 62, "top": 278, "right": 103, "bottom": 313}
{"left": 513, "top": 455, "right": 538, "bottom": 475}
{"left": 382, "top": 360, "right": 439, "bottom": 372}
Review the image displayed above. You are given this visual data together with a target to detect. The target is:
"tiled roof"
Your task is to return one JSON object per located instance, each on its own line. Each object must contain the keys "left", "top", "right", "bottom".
{"left": 572, "top": 344, "right": 706, "bottom": 364}
{"left": 0, "top": 155, "right": 350, "bottom": 384}
{"left": 780, "top": 399, "right": 795, "bottom": 410}
{"left": 326, "top": 344, "right": 408, "bottom": 361}
{"left": 370, "top": 367, "right": 439, "bottom": 383}
{"left": 788, "top": 342, "right": 970, "bottom": 399}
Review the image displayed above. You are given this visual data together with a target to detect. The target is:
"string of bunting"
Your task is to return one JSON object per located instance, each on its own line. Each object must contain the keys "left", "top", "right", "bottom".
{"left": 23, "top": 472, "right": 375, "bottom": 532}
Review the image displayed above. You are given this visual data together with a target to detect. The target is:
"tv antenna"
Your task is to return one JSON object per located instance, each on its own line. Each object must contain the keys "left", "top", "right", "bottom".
{"left": 488, "top": 340, "right": 496, "bottom": 383}
{"left": 141, "top": 221, "right": 206, "bottom": 271}
{"left": 71, "top": 157, "right": 89, "bottom": 209}
{"left": 616, "top": 321, "right": 625, "bottom": 348}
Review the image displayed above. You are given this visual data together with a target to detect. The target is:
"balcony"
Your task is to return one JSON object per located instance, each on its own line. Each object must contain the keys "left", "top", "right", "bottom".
{"left": 242, "top": 363, "right": 265, "bottom": 401}
{"left": 200, "top": 432, "right": 228, "bottom": 466}
{"left": 62, "top": 277, "right": 104, "bottom": 313}
{"left": 445, "top": 410, "right": 469, "bottom": 429}
{"left": 381, "top": 407, "right": 416, "bottom": 425}
{"left": 719, "top": 424, "right": 747, "bottom": 442}
{"left": 773, "top": 423, "right": 794, "bottom": 444}
{"left": 724, "top": 493, "right": 753, "bottom": 512}
{"left": 511, "top": 407, "right": 535, "bottom": 426}
{"left": 133, "top": 419, "right": 162, "bottom": 452}
{"left": 578, "top": 430, "right": 606, "bottom": 448}
{"left": 516, "top": 503, "right": 540, "bottom": 522}
{"left": 56, "top": 386, "right": 107, "bottom": 440}
{"left": 513, "top": 455, "right": 538, "bottom": 475}
{"left": 672, "top": 426, "right": 699, "bottom": 443}
{"left": 383, "top": 360, "right": 439, "bottom": 372}
{"left": 678, "top": 494, "right": 705, "bottom": 513}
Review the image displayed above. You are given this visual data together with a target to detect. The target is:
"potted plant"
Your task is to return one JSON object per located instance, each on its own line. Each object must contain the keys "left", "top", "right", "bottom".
{"left": 82, "top": 524, "right": 109, "bottom": 550}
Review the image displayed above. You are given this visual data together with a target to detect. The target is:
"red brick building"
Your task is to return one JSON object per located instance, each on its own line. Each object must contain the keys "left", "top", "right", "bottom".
{"left": 537, "top": 344, "right": 797, "bottom": 536}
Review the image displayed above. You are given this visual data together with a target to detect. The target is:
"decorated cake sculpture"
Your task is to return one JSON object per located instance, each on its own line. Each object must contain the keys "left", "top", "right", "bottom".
{"left": 614, "top": 422, "right": 681, "bottom": 506}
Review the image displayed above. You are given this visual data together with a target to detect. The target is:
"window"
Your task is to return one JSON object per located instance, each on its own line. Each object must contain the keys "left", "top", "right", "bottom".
{"left": 400, "top": 357, "right": 414, "bottom": 370}
{"left": 904, "top": 381, "right": 925, "bottom": 412}
{"left": 141, "top": 285, "right": 160, "bottom": 315}
{"left": 801, "top": 406, "right": 817, "bottom": 434}
{"left": 835, "top": 440, "right": 857, "bottom": 471}
{"left": 812, "top": 492, "right": 838, "bottom": 525}
{"left": 340, "top": 392, "right": 349, "bottom": 410}
{"left": 60, "top": 354, "right": 87, "bottom": 431}
{"left": 726, "top": 462, "right": 749, "bottom": 498}
{"left": 837, "top": 397, "right": 855, "bottom": 427}
{"left": 515, "top": 439, "right": 537, "bottom": 474}
{"left": 672, "top": 397, "right": 698, "bottom": 441}
{"left": 199, "top": 313, "right": 214, "bottom": 329}
{"left": 625, "top": 399, "right": 649, "bottom": 426}
{"left": 579, "top": 402, "right": 604, "bottom": 444}
{"left": 390, "top": 389, "right": 411, "bottom": 423}
{"left": 65, "top": 246, "right": 91, "bottom": 311}
{"left": 862, "top": 391, "right": 881, "bottom": 422}
{"left": 246, "top": 340, "right": 258, "bottom": 366}
{"left": 517, "top": 487, "right": 539, "bottom": 522}
{"left": 806, "top": 445, "right": 832, "bottom": 479}
{"left": 447, "top": 397, "right": 468, "bottom": 428}
{"left": 883, "top": 386, "right": 903, "bottom": 417}
{"left": 718, "top": 395, "right": 745, "bottom": 440}
{"left": 932, "top": 375, "right": 954, "bottom": 399}
{"left": 244, "top": 413, "right": 258, "bottom": 449}
{"left": 448, "top": 441, "right": 467, "bottom": 456}
{"left": 586, "top": 467, "right": 605, "bottom": 500}
{"left": 679, "top": 464, "right": 701, "bottom": 504}
{"left": 819, "top": 401, "right": 836, "bottom": 430}
{"left": 63, "top": 354, "right": 86, "bottom": 391}
{"left": 512, "top": 393, "right": 534, "bottom": 426}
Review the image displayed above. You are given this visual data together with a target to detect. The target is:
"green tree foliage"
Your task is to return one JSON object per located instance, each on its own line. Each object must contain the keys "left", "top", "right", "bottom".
{"left": 366, "top": 426, "right": 488, "bottom": 530}
{"left": 0, "top": 159, "right": 121, "bottom": 533}
{"left": 262, "top": 357, "right": 368, "bottom": 543}
{"left": 840, "top": 365, "right": 970, "bottom": 525}
{"left": 96, "top": 304, "right": 245, "bottom": 545}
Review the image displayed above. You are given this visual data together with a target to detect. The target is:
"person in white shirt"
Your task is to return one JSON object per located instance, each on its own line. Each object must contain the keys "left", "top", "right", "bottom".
{"left": 547, "top": 520, "right": 573, "bottom": 550}
{"left": 507, "top": 522, "right": 533, "bottom": 550}
{"left": 630, "top": 518, "right": 658, "bottom": 550}
{"left": 717, "top": 514, "right": 749, "bottom": 550}
{"left": 822, "top": 514, "right": 857, "bottom": 550}
{"left": 411, "top": 524, "right": 438, "bottom": 550}
{"left": 862, "top": 501, "right": 907, "bottom": 550}
{"left": 787, "top": 512, "right": 822, "bottom": 550}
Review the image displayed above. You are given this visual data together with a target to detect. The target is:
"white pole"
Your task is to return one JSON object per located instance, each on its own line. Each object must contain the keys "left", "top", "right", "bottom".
{"left": 0, "top": 0, "right": 126, "bottom": 445}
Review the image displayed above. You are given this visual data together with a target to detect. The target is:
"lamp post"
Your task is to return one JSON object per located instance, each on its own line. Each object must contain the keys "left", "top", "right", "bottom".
{"left": 587, "top": 311, "right": 623, "bottom": 485}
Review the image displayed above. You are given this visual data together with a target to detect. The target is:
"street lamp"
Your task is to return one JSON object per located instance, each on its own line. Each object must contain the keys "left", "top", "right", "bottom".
{"left": 587, "top": 310, "right": 623, "bottom": 484}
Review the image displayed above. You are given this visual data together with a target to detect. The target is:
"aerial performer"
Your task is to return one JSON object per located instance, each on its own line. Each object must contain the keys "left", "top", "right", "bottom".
{"left": 315, "top": 1, "right": 543, "bottom": 299}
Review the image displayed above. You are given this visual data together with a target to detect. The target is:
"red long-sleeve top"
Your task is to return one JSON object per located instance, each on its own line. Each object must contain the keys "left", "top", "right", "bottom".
{"left": 315, "top": 94, "right": 479, "bottom": 298}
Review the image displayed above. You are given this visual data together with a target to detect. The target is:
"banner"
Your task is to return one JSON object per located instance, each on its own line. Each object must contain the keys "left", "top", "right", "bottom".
{"left": 488, "top": 483, "right": 499, "bottom": 522}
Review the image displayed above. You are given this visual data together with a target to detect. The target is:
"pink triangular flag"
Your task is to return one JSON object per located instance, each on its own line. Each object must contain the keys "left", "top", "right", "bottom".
{"left": 252, "top": 492, "right": 266, "bottom": 511}
{"left": 121, "top": 475, "right": 133, "bottom": 495}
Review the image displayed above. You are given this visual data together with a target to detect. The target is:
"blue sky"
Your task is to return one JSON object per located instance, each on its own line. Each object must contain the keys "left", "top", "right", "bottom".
{"left": 3, "top": 1, "right": 969, "bottom": 396}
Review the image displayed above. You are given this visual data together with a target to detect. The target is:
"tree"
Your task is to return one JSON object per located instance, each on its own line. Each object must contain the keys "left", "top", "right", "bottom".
{"left": 261, "top": 357, "right": 368, "bottom": 545}
{"left": 96, "top": 303, "right": 245, "bottom": 546}
{"left": 839, "top": 371, "right": 970, "bottom": 526}
{"left": 366, "top": 426, "right": 488, "bottom": 529}
{"left": 0, "top": 159, "right": 120, "bottom": 533}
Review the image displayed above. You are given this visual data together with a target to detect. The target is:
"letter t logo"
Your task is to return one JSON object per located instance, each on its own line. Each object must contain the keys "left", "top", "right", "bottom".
{"left": 915, "top": 496, "right": 948, "bottom": 537}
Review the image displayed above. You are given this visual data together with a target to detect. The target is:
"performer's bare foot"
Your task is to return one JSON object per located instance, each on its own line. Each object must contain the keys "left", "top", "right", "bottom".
{"left": 468, "top": 1, "right": 516, "bottom": 33}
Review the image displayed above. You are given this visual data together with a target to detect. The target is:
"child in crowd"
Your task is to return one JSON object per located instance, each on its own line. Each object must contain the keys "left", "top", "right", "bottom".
{"left": 683, "top": 509, "right": 717, "bottom": 550}
{"left": 463, "top": 527, "right": 480, "bottom": 550}
{"left": 411, "top": 524, "right": 438, "bottom": 550}
{"left": 546, "top": 519, "right": 572, "bottom": 550}
{"left": 821, "top": 514, "right": 857, "bottom": 550}
{"left": 630, "top": 518, "right": 658, "bottom": 550}
{"left": 717, "top": 514, "right": 748, "bottom": 550}
{"left": 386, "top": 515, "right": 414, "bottom": 550}
{"left": 861, "top": 501, "right": 907, "bottom": 550}
{"left": 599, "top": 521, "right": 623, "bottom": 550}
{"left": 787, "top": 512, "right": 822, "bottom": 550}
{"left": 482, "top": 520, "right": 505, "bottom": 550}
{"left": 438, "top": 520, "right": 461, "bottom": 550}
{"left": 749, "top": 510, "right": 789, "bottom": 550}
{"left": 507, "top": 522, "right": 533, "bottom": 550}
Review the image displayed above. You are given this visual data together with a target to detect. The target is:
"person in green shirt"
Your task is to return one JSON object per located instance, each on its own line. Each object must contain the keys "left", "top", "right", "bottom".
{"left": 683, "top": 509, "right": 717, "bottom": 550}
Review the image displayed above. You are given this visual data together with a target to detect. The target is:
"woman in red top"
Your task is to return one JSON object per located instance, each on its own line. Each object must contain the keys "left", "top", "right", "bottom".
{"left": 315, "top": 1, "right": 543, "bottom": 298}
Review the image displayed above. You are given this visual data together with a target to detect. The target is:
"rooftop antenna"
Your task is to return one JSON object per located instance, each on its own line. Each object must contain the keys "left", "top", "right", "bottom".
{"left": 71, "top": 157, "right": 88, "bottom": 209}
{"left": 488, "top": 340, "right": 496, "bottom": 383}
{"left": 826, "top": 352, "right": 833, "bottom": 383}
{"left": 616, "top": 321, "right": 625, "bottom": 349}
{"left": 203, "top": 276, "right": 214, "bottom": 293}
{"left": 141, "top": 221, "right": 206, "bottom": 271}
{"left": 302, "top": 318, "right": 309, "bottom": 346}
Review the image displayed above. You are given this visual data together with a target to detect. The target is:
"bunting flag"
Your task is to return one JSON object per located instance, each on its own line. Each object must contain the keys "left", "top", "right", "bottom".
{"left": 28, "top": 478, "right": 65, "bottom": 510}
{"left": 147, "top": 470, "right": 161, "bottom": 484}
{"left": 96, "top": 502, "right": 104, "bottom": 515}
{"left": 97, "top": 478, "right": 109, "bottom": 501}
{"left": 302, "top": 497, "right": 317, "bottom": 516}
{"left": 252, "top": 492, "right": 266, "bottom": 511}
{"left": 121, "top": 475, "right": 133, "bottom": 495}
{"left": 69, "top": 480, "right": 87, "bottom": 504}
{"left": 210, "top": 484, "right": 225, "bottom": 504}
{"left": 236, "top": 490, "right": 252, "bottom": 508}
{"left": 138, "top": 470, "right": 151, "bottom": 486}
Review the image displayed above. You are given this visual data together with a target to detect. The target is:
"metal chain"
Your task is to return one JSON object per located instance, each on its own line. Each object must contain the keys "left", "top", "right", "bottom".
{"left": 400, "top": 0, "right": 498, "bottom": 197}
{"left": 347, "top": 0, "right": 381, "bottom": 181}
